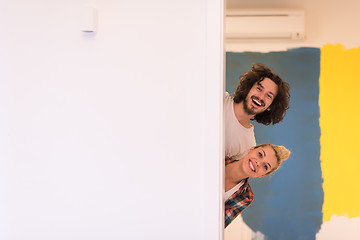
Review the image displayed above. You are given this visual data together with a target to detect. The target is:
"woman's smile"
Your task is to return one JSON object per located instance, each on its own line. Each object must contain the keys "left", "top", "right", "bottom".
{"left": 249, "top": 159, "right": 256, "bottom": 172}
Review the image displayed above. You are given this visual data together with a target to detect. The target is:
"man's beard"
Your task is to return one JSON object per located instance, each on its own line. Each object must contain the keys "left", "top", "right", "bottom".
{"left": 243, "top": 96, "right": 265, "bottom": 115}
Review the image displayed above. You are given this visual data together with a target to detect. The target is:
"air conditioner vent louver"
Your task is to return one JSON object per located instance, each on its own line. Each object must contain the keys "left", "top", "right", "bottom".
{"left": 226, "top": 9, "right": 305, "bottom": 40}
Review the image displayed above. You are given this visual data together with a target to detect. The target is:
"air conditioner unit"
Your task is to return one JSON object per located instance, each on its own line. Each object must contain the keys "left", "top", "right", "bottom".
{"left": 226, "top": 9, "right": 305, "bottom": 40}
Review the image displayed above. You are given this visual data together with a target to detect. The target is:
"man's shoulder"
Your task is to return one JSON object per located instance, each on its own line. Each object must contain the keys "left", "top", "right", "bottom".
{"left": 224, "top": 91, "right": 234, "bottom": 105}
{"left": 224, "top": 91, "right": 232, "bottom": 99}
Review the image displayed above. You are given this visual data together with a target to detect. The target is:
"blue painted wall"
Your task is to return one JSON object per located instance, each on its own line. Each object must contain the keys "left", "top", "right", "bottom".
{"left": 226, "top": 48, "right": 323, "bottom": 240}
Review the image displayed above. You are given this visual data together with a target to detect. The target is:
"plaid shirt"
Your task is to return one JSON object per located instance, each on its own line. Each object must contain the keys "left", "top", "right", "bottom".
{"left": 225, "top": 156, "right": 254, "bottom": 228}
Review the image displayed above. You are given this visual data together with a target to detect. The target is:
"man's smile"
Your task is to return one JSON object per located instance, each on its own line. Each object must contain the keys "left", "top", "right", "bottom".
{"left": 251, "top": 96, "right": 265, "bottom": 107}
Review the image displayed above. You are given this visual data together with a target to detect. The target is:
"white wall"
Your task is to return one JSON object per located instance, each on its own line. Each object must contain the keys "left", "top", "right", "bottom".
{"left": 0, "top": 1, "right": 224, "bottom": 239}
{"left": 226, "top": 0, "right": 360, "bottom": 52}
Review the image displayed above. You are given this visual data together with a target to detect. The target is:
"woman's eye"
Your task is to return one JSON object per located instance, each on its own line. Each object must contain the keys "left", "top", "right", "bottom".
{"left": 267, "top": 94, "right": 272, "bottom": 99}
{"left": 264, "top": 165, "right": 268, "bottom": 171}
{"left": 258, "top": 152, "right": 262, "bottom": 157}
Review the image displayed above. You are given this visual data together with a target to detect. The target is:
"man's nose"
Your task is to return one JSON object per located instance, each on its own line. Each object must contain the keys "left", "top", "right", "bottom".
{"left": 258, "top": 91, "right": 266, "bottom": 100}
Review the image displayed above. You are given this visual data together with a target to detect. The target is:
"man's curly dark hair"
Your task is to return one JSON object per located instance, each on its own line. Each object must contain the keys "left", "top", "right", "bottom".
{"left": 233, "top": 63, "right": 290, "bottom": 125}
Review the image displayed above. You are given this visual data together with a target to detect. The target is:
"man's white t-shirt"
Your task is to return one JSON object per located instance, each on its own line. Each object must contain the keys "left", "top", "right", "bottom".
{"left": 224, "top": 92, "right": 256, "bottom": 160}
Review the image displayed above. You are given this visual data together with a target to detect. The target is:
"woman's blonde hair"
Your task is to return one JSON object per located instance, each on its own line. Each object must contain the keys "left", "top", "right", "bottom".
{"left": 254, "top": 143, "right": 290, "bottom": 175}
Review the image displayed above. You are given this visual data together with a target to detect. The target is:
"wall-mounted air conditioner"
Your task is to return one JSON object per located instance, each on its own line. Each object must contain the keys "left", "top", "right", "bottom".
{"left": 226, "top": 9, "right": 305, "bottom": 40}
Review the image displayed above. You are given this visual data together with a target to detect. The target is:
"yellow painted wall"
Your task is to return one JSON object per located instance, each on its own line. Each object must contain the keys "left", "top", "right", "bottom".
{"left": 320, "top": 44, "right": 360, "bottom": 221}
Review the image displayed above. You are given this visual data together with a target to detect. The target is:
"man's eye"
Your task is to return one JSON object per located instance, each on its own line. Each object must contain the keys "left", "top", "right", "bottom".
{"left": 258, "top": 152, "right": 262, "bottom": 157}
{"left": 264, "top": 165, "right": 268, "bottom": 171}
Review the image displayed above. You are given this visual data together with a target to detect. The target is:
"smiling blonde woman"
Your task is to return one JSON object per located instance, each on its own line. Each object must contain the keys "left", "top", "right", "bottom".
{"left": 224, "top": 143, "right": 290, "bottom": 228}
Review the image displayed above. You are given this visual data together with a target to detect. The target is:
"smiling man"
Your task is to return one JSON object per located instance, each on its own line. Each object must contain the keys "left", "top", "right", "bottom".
{"left": 224, "top": 63, "right": 290, "bottom": 160}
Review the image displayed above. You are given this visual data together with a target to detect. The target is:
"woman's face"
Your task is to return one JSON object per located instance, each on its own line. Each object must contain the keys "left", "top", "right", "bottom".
{"left": 241, "top": 145, "right": 278, "bottom": 178}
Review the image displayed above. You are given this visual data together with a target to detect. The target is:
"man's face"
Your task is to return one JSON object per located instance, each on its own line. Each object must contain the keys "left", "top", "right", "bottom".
{"left": 243, "top": 77, "right": 278, "bottom": 115}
